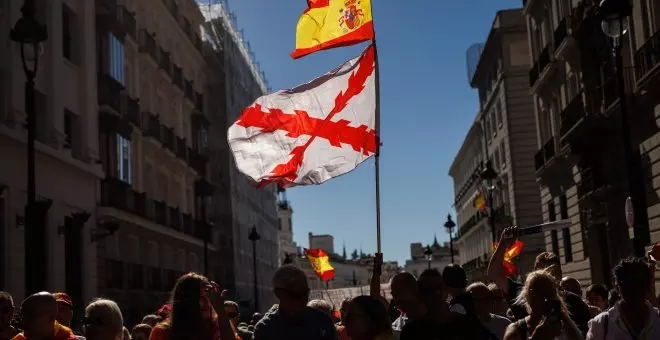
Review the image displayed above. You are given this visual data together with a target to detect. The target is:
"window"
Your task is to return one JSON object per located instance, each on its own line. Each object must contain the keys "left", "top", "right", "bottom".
{"left": 62, "top": 4, "right": 78, "bottom": 63}
{"left": 485, "top": 117, "right": 491, "bottom": 142}
{"left": 496, "top": 100, "right": 503, "bottom": 127}
{"left": 109, "top": 33, "right": 124, "bottom": 85}
{"left": 491, "top": 112, "right": 497, "bottom": 136}
{"left": 116, "top": 135, "right": 132, "bottom": 184}
{"left": 559, "top": 195, "right": 568, "bottom": 219}
{"left": 499, "top": 142, "right": 506, "bottom": 169}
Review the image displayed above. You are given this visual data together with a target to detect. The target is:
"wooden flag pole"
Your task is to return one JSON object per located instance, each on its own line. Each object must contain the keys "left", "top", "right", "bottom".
{"left": 373, "top": 39, "right": 382, "bottom": 254}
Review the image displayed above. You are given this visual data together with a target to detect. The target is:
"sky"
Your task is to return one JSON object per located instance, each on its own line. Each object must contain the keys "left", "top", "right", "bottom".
{"left": 218, "top": 0, "right": 524, "bottom": 265}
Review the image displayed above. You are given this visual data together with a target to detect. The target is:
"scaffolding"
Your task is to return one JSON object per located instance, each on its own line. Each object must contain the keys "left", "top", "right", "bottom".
{"left": 199, "top": 0, "right": 269, "bottom": 93}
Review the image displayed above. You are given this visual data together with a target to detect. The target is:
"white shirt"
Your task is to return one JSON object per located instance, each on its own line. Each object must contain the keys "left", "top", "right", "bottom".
{"left": 586, "top": 302, "right": 660, "bottom": 340}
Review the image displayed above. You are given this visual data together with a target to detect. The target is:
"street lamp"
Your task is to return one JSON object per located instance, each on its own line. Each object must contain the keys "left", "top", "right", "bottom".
{"left": 444, "top": 214, "right": 456, "bottom": 264}
{"left": 248, "top": 226, "right": 261, "bottom": 312}
{"left": 598, "top": 0, "right": 650, "bottom": 257}
{"left": 283, "top": 253, "right": 293, "bottom": 265}
{"left": 423, "top": 245, "right": 433, "bottom": 269}
{"left": 11, "top": 0, "right": 49, "bottom": 295}
{"left": 481, "top": 161, "right": 498, "bottom": 243}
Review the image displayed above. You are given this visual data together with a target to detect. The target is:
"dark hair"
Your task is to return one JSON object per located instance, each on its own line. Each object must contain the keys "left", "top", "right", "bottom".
{"left": 0, "top": 292, "right": 13, "bottom": 305}
{"left": 586, "top": 284, "right": 608, "bottom": 300}
{"left": 608, "top": 289, "right": 620, "bottom": 307}
{"left": 224, "top": 301, "right": 239, "bottom": 310}
{"left": 442, "top": 264, "right": 467, "bottom": 289}
{"left": 613, "top": 257, "right": 651, "bottom": 292}
{"left": 167, "top": 272, "right": 214, "bottom": 340}
{"left": 534, "top": 252, "right": 560, "bottom": 270}
{"left": 347, "top": 296, "right": 392, "bottom": 338}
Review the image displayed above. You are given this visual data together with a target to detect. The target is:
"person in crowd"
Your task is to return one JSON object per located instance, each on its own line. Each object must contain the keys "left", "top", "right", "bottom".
{"left": 253, "top": 265, "right": 336, "bottom": 340}
{"left": 53, "top": 293, "right": 84, "bottom": 339}
{"left": 387, "top": 299, "right": 400, "bottom": 325}
{"left": 224, "top": 301, "right": 252, "bottom": 340}
{"left": 155, "top": 306, "right": 170, "bottom": 322}
{"left": 503, "top": 270, "right": 582, "bottom": 340}
{"left": 343, "top": 296, "right": 395, "bottom": 340}
{"left": 585, "top": 284, "right": 609, "bottom": 312}
{"left": 586, "top": 257, "right": 660, "bottom": 339}
{"left": 487, "top": 283, "right": 510, "bottom": 318}
{"left": 560, "top": 277, "right": 601, "bottom": 317}
{"left": 400, "top": 269, "right": 494, "bottom": 340}
{"left": 80, "top": 299, "right": 123, "bottom": 340}
{"left": 467, "top": 283, "right": 511, "bottom": 339}
{"left": 121, "top": 328, "right": 130, "bottom": 340}
{"left": 336, "top": 299, "right": 350, "bottom": 340}
{"left": 488, "top": 227, "right": 592, "bottom": 334}
{"left": 307, "top": 300, "right": 333, "bottom": 319}
{"left": 139, "top": 316, "right": 160, "bottom": 328}
{"left": 14, "top": 292, "right": 77, "bottom": 340}
{"left": 608, "top": 289, "right": 620, "bottom": 308}
{"left": 130, "top": 325, "right": 151, "bottom": 340}
{"left": 149, "top": 273, "right": 237, "bottom": 340}
{"left": 0, "top": 292, "right": 18, "bottom": 340}
{"left": 249, "top": 313, "right": 262, "bottom": 327}
{"left": 389, "top": 272, "right": 425, "bottom": 340}
{"left": 441, "top": 264, "right": 474, "bottom": 316}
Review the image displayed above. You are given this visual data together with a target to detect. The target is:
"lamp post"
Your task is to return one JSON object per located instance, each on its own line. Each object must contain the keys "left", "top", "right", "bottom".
{"left": 11, "top": 0, "right": 48, "bottom": 295}
{"left": 444, "top": 214, "right": 456, "bottom": 264}
{"left": 423, "top": 245, "right": 433, "bottom": 269}
{"left": 481, "top": 161, "right": 498, "bottom": 243}
{"left": 598, "top": 0, "right": 650, "bottom": 257}
{"left": 248, "top": 226, "right": 261, "bottom": 312}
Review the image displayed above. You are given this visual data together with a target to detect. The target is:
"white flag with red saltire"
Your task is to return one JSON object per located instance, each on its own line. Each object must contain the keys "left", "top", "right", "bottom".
{"left": 228, "top": 44, "right": 377, "bottom": 188}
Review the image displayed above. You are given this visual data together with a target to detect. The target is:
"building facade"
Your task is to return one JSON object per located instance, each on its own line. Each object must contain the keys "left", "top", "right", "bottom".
{"left": 525, "top": 0, "right": 660, "bottom": 288}
{"left": 94, "top": 0, "right": 215, "bottom": 324}
{"left": 308, "top": 233, "right": 335, "bottom": 254}
{"left": 0, "top": 0, "right": 102, "bottom": 306}
{"left": 452, "top": 9, "right": 546, "bottom": 281}
{"left": 276, "top": 189, "right": 297, "bottom": 265}
{"left": 201, "top": 3, "right": 279, "bottom": 313}
{"left": 404, "top": 240, "right": 454, "bottom": 278}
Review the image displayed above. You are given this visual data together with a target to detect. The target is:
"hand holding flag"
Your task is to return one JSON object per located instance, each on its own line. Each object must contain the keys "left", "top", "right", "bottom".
{"left": 492, "top": 240, "right": 524, "bottom": 277}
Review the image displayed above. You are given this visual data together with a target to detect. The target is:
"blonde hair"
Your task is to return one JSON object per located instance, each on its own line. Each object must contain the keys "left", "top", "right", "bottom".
{"left": 85, "top": 299, "right": 124, "bottom": 339}
{"left": 513, "top": 270, "right": 568, "bottom": 314}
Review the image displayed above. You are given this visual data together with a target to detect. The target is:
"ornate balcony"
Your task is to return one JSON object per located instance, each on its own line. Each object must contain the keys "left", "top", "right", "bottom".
{"left": 163, "top": 127, "right": 176, "bottom": 152}
{"left": 559, "top": 94, "right": 587, "bottom": 140}
{"left": 125, "top": 96, "right": 141, "bottom": 127}
{"left": 98, "top": 74, "right": 123, "bottom": 114}
{"left": 99, "top": 178, "right": 147, "bottom": 217}
{"left": 172, "top": 65, "right": 183, "bottom": 90}
{"left": 139, "top": 30, "right": 158, "bottom": 63}
{"left": 184, "top": 80, "right": 194, "bottom": 102}
{"left": 153, "top": 200, "right": 167, "bottom": 225}
{"left": 168, "top": 207, "right": 181, "bottom": 230}
{"left": 142, "top": 112, "right": 162, "bottom": 141}
{"left": 176, "top": 137, "right": 188, "bottom": 161}
{"left": 634, "top": 29, "right": 660, "bottom": 86}
{"left": 529, "top": 45, "right": 552, "bottom": 89}
{"left": 158, "top": 48, "right": 172, "bottom": 77}
{"left": 534, "top": 138, "right": 557, "bottom": 174}
{"left": 456, "top": 211, "right": 487, "bottom": 240}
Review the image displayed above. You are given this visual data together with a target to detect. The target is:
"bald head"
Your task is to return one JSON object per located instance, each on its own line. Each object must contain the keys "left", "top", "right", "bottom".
{"left": 22, "top": 292, "right": 57, "bottom": 314}
{"left": 21, "top": 292, "right": 57, "bottom": 338}
{"left": 560, "top": 277, "right": 582, "bottom": 297}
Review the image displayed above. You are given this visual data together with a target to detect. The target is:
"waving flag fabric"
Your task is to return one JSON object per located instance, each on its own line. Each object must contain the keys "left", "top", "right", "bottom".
{"left": 493, "top": 240, "right": 524, "bottom": 277}
{"left": 473, "top": 194, "right": 486, "bottom": 212}
{"left": 305, "top": 248, "right": 336, "bottom": 281}
{"left": 291, "top": 0, "right": 374, "bottom": 59}
{"left": 228, "top": 44, "right": 377, "bottom": 188}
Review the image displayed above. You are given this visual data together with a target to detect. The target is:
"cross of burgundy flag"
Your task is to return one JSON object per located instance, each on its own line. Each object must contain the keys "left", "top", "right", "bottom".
{"left": 228, "top": 44, "right": 377, "bottom": 188}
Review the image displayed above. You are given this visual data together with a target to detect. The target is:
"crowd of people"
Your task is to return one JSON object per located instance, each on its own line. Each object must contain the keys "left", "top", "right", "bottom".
{"left": 0, "top": 228, "right": 659, "bottom": 339}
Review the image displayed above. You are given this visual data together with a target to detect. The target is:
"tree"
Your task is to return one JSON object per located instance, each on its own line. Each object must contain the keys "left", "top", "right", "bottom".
{"left": 351, "top": 249, "right": 359, "bottom": 260}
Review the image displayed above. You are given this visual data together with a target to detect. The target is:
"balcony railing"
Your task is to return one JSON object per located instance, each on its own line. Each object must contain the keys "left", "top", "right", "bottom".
{"left": 125, "top": 96, "right": 140, "bottom": 127}
{"left": 195, "top": 92, "right": 204, "bottom": 112}
{"left": 172, "top": 65, "right": 183, "bottom": 90}
{"left": 601, "top": 67, "right": 636, "bottom": 112}
{"left": 121, "top": 7, "right": 136, "bottom": 40}
{"left": 163, "top": 127, "right": 176, "bottom": 152}
{"left": 534, "top": 138, "right": 556, "bottom": 172}
{"left": 560, "top": 95, "right": 586, "bottom": 137}
{"left": 529, "top": 45, "right": 551, "bottom": 87}
{"left": 184, "top": 80, "right": 194, "bottom": 101}
{"left": 143, "top": 112, "right": 162, "bottom": 140}
{"left": 189, "top": 148, "right": 207, "bottom": 175}
{"left": 176, "top": 137, "right": 188, "bottom": 160}
{"left": 98, "top": 74, "right": 123, "bottom": 113}
{"left": 100, "top": 178, "right": 148, "bottom": 217}
{"left": 634, "top": 29, "right": 660, "bottom": 82}
{"left": 182, "top": 213, "right": 193, "bottom": 236}
{"left": 457, "top": 211, "right": 487, "bottom": 239}
{"left": 153, "top": 200, "right": 167, "bottom": 225}
{"left": 159, "top": 48, "right": 172, "bottom": 76}
{"left": 139, "top": 30, "right": 158, "bottom": 62}
{"left": 553, "top": 17, "right": 568, "bottom": 51}
{"left": 577, "top": 168, "right": 607, "bottom": 199}
{"left": 168, "top": 207, "right": 181, "bottom": 230}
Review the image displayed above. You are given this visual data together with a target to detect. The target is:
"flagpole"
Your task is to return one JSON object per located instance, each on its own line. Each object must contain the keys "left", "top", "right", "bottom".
{"left": 373, "top": 39, "right": 382, "bottom": 254}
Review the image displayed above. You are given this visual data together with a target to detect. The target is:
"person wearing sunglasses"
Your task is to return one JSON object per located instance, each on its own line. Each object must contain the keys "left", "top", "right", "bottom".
{"left": 253, "top": 265, "right": 336, "bottom": 340}
{"left": 0, "top": 292, "right": 17, "bottom": 340}
{"left": 14, "top": 292, "right": 77, "bottom": 340}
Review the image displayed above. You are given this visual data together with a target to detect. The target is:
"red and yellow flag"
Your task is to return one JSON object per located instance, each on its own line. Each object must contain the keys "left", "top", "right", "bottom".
{"left": 305, "top": 248, "right": 336, "bottom": 281}
{"left": 474, "top": 194, "right": 486, "bottom": 212}
{"left": 291, "top": 0, "right": 375, "bottom": 59}
{"left": 492, "top": 240, "right": 524, "bottom": 277}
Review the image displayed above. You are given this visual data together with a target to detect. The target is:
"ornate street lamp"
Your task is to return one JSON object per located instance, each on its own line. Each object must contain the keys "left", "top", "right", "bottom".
{"left": 444, "top": 214, "right": 456, "bottom": 264}
{"left": 248, "top": 226, "right": 261, "bottom": 312}
{"left": 481, "top": 161, "right": 498, "bottom": 242}
{"left": 598, "top": 0, "right": 649, "bottom": 256}
{"left": 423, "top": 245, "right": 433, "bottom": 269}
{"left": 11, "top": 0, "right": 49, "bottom": 295}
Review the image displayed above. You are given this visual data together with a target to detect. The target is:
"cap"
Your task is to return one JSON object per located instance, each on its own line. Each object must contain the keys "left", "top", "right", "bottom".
{"left": 53, "top": 293, "right": 73, "bottom": 307}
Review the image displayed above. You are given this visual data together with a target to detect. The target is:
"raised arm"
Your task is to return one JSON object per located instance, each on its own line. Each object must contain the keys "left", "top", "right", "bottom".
{"left": 370, "top": 253, "right": 383, "bottom": 298}
{"left": 487, "top": 227, "right": 518, "bottom": 295}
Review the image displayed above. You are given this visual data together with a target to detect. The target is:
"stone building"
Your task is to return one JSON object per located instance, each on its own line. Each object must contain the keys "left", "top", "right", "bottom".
{"left": 524, "top": 0, "right": 660, "bottom": 288}
{"left": 451, "top": 8, "right": 545, "bottom": 281}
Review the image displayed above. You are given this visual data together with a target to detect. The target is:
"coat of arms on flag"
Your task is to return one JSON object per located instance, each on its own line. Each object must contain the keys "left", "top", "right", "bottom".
{"left": 228, "top": 44, "right": 377, "bottom": 188}
{"left": 305, "top": 248, "right": 336, "bottom": 281}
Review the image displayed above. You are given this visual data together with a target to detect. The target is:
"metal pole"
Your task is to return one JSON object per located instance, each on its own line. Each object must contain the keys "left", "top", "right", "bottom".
{"left": 488, "top": 186, "right": 496, "bottom": 243}
{"left": 449, "top": 232, "right": 455, "bottom": 264}
{"left": 25, "top": 72, "right": 39, "bottom": 295}
{"left": 373, "top": 42, "right": 382, "bottom": 254}
{"left": 202, "top": 200, "right": 208, "bottom": 277}
{"left": 252, "top": 239, "right": 259, "bottom": 312}
{"left": 613, "top": 45, "right": 649, "bottom": 256}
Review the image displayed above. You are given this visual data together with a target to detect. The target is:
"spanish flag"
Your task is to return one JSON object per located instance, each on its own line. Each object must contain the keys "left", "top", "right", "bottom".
{"left": 473, "top": 194, "right": 486, "bottom": 212}
{"left": 305, "top": 248, "right": 336, "bottom": 281}
{"left": 492, "top": 240, "right": 524, "bottom": 277}
{"left": 291, "top": 0, "right": 375, "bottom": 59}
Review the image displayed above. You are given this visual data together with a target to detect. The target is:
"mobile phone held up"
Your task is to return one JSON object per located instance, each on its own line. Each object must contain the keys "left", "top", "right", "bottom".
{"left": 544, "top": 299, "right": 562, "bottom": 324}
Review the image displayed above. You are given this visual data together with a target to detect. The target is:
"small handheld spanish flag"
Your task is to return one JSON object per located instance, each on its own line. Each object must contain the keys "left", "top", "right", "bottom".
{"left": 305, "top": 248, "right": 336, "bottom": 281}
{"left": 492, "top": 240, "right": 524, "bottom": 277}
{"left": 291, "top": 0, "right": 375, "bottom": 59}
